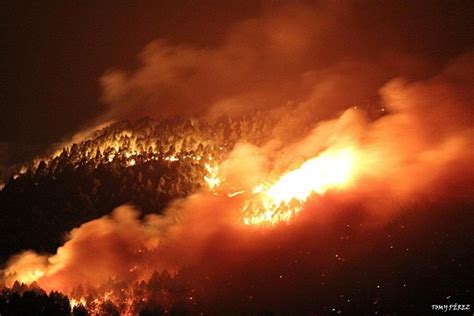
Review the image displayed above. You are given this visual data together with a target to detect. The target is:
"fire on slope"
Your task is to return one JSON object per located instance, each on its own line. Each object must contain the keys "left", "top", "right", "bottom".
{"left": 3, "top": 145, "right": 361, "bottom": 313}
{"left": 2, "top": 118, "right": 232, "bottom": 190}
{"left": 2, "top": 50, "right": 474, "bottom": 315}
{"left": 241, "top": 147, "right": 357, "bottom": 225}
{"left": 203, "top": 146, "right": 358, "bottom": 226}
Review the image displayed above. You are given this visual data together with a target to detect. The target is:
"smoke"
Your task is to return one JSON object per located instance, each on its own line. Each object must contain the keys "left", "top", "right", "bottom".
{"left": 3, "top": 51, "right": 474, "bottom": 310}
{"left": 22, "top": 2, "right": 471, "bottom": 168}
{"left": 98, "top": 2, "right": 467, "bottom": 123}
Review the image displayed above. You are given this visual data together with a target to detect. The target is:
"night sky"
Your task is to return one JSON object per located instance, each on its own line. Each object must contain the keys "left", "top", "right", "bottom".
{"left": 2, "top": 1, "right": 473, "bottom": 149}
{"left": 1, "top": 1, "right": 262, "bottom": 162}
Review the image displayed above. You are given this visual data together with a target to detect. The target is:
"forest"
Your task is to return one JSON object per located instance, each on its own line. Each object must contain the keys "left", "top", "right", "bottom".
{"left": 0, "top": 113, "right": 280, "bottom": 260}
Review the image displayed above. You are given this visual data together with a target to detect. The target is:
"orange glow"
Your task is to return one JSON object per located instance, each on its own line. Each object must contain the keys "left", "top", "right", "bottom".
{"left": 201, "top": 147, "right": 358, "bottom": 226}
{"left": 267, "top": 148, "right": 355, "bottom": 205}
{"left": 16, "top": 269, "right": 45, "bottom": 284}
{"left": 204, "top": 163, "right": 221, "bottom": 190}
{"left": 242, "top": 147, "right": 357, "bottom": 226}
{"left": 70, "top": 297, "right": 86, "bottom": 309}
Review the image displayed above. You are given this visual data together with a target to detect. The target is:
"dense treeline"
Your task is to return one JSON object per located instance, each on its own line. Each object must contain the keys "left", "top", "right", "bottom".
{"left": 0, "top": 287, "right": 74, "bottom": 316}
{"left": 0, "top": 114, "right": 277, "bottom": 261}
{"left": 0, "top": 269, "right": 198, "bottom": 315}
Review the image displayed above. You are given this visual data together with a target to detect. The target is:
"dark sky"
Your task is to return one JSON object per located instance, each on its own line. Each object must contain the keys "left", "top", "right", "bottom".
{"left": 0, "top": 1, "right": 261, "bottom": 146}
{"left": 1, "top": 0, "right": 473, "bottom": 152}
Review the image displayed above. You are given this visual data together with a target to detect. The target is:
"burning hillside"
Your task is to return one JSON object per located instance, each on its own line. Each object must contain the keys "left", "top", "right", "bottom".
{"left": 0, "top": 114, "right": 280, "bottom": 259}
{"left": 1, "top": 2, "right": 474, "bottom": 314}
{"left": 1, "top": 55, "right": 474, "bottom": 314}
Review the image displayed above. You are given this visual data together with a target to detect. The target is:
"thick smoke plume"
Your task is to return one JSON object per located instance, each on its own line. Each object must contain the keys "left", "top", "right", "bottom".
{"left": 98, "top": 2, "right": 469, "bottom": 123}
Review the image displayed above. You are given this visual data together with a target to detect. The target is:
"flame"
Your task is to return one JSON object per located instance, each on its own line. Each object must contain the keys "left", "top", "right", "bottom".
{"left": 201, "top": 146, "right": 358, "bottom": 225}
{"left": 8, "top": 126, "right": 222, "bottom": 197}
{"left": 266, "top": 148, "right": 355, "bottom": 205}
{"left": 15, "top": 269, "right": 45, "bottom": 285}
{"left": 204, "top": 163, "right": 221, "bottom": 190}
{"left": 70, "top": 297, "right": 86, "bottom": 309}
{"left": 2, "top": 124, "right": 360, "bottom": 300}
{"left": 242, "top": 147, "right": 357, "bottom": 226}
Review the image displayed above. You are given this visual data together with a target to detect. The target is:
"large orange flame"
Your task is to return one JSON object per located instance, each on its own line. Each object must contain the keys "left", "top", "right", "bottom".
{"left": 203, "top": 147, "right": 359, "bottom": 226}
{"left": 241, "top": 147, "right": 357, "bottom": 226}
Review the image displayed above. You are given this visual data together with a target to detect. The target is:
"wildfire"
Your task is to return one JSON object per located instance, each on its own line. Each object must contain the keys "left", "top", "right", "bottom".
{"left": 2, "top": 121, "right": 362, "bottom": 311}
{"left": 204, "top": 162, "right": 221, "bottom": 190}
{"left": 266, "top": 148, "right": 355, "bottom": 205}
{"left": 202, "top": 146, "right": 358, "bottom": 226}
{"left": 240, "top": 148, "right": 357, "bottom": 226}
{"left": 16, "top": 269, "right": 45, "bottom": 285}
{"left": 69, "top": 297, "right": 86, "bottom": 309}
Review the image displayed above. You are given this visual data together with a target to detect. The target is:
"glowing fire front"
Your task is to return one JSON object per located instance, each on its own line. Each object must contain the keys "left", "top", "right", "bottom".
{"left": 205, "top": 147, "right": 358, "bottom": 226}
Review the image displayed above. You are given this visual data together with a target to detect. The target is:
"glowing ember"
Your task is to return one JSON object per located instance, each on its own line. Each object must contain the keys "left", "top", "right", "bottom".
{"left": 164, "top": 155, "right": 179, "bottom": 162}
{"left": 228, "top": 190, "right": 246, "bottom": 198}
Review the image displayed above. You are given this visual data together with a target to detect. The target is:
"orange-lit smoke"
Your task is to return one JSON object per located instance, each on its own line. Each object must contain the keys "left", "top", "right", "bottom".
{"left": 3, "top": 53, "right": 473, "bottom": 305}
{"left": 97, "top": 2, "right": 440, "bottom": 125}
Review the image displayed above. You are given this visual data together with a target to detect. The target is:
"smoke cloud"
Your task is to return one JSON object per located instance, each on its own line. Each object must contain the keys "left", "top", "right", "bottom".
{"left": 98, "top": 2, "right": 469, "bottom": 123}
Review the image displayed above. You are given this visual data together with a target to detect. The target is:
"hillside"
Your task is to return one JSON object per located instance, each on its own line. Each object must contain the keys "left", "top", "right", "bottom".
{"left": 0, "top": 114, "right": 275, "bottom": 261}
